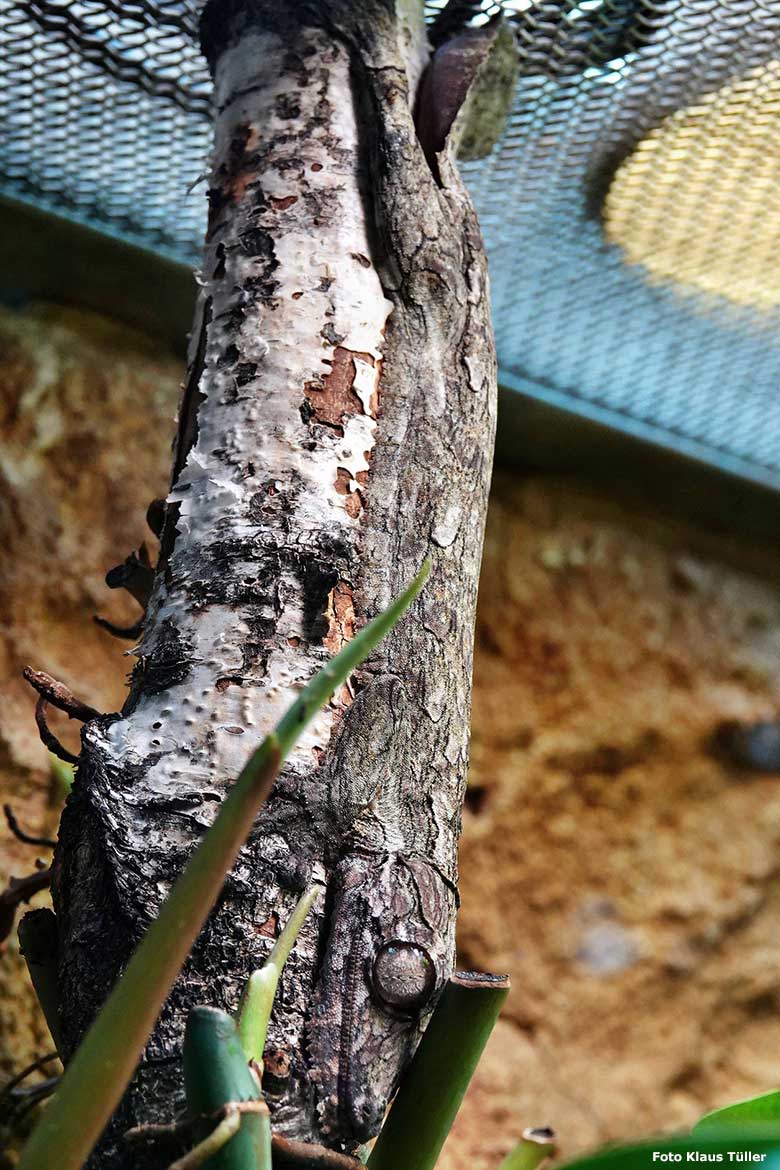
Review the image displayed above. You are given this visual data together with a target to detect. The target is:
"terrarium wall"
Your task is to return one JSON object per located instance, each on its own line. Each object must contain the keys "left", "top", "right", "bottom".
{"left": 2, "top": 304, "right": 780, "bottom": 1168}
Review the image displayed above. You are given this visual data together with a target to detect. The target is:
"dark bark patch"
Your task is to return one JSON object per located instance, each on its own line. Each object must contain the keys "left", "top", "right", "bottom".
{"left": 245, "top": 275, "right": 282, "bottom": 300}
{"left": 235, "top": 362, "right": 258, "bottom": 386}
{"left": 276, "top": 155, "right": 307, "bottom": 176}
{"left": 171, "top": 297, "right": 212, "bottom": 489}
{"left": 239, "top": 226, "right": 276, "bottom": 259}
{"left": 229, "top": 124, "right": 253, "bottom": 166}
{"left": 231, "top": 170, "right": 261, "bottom": 204}
{"left": 226, "top": 128, "right": 261, "bottom": 203}
{"left": 320, "top": 323, "right": 345, "bottom": 346}
{"left": 102, "top": 749, "right": 163, "bottom": 795}
{"left": 248, "top": 481, "right": 297, "bottom": 526}
{"left": 264, "top": 1049, "right": 292, "bottom": 1094}
{"left": 302, "top": 559, "right": 340, "bottom": 644}
{"left": 275, "top": 94, "right": 302, "bottom": 120}
{"left": 207, "top": 124, "right": 257, "bottom": 229}
{"left": 134, "top": 618, "right": 193, "bottom": 697}
{"left": 207, "top": 184, "right": 228, "bottom": 230}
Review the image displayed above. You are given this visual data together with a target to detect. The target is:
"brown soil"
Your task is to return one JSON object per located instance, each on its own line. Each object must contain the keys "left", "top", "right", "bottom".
{"left": 0, "top": 305, "right": 179, "bottom": 1160}
{"left": 441, "top": 473, "right": 780, "bottom": 1168}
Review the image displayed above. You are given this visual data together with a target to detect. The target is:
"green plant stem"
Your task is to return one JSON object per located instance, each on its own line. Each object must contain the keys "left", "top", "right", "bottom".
{"left": 497, "top": 1128, "right": 557, "bottom": 1170}
{"left": 236, "top": 882, "right": 323, "bottom": 1063}
{"left": 183, "top": 1007, "right": 270, "bottom": 1170}
{"left": 167, "top": 1110, "right": 241, "bottom": 1170}
{"left": 367, "top": 970, "right": 510, "bottom": 1170}
{"left": 17, "top": 562, "right": 429, "bottom": 1170}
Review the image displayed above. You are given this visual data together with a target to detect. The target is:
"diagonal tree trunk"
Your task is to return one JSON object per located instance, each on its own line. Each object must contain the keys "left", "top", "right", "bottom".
{"left": 51, "top": 0, "right": 497, "bottom": 1161}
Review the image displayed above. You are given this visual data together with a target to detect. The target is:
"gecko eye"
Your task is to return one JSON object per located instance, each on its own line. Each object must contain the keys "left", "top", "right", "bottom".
{"left": 371, "top": 941, "right": 436, "bottom": 1016}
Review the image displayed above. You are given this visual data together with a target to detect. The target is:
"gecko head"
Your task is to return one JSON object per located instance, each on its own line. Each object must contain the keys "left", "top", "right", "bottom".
{"left": 305, "top": 849, "right": 455, "bottom": 1146}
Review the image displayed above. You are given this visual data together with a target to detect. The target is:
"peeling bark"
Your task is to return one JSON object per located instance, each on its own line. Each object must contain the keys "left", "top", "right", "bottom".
{"left": 52, "top": 1, "right": 497, "bottom": 1163}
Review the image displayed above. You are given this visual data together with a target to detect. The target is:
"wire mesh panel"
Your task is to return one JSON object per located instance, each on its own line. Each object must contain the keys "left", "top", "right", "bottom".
{"left": 1, "top": 1, "right": 780, "bottom": 487}
{"left": 0, "top": 1, "right": 209, "bottom": 257}
{"left": 462, "top": 0, "right": 780, "bottom": 487}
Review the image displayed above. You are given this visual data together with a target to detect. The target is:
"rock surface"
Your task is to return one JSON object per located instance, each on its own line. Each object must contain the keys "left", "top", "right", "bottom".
{"left": 3, "top": 308, "right": 780, "bottom": 1166}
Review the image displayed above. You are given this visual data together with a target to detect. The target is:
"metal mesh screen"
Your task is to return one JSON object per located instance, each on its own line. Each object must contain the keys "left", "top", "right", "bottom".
{"left": 0, "top": 1, "right": 209, "bottom": 257}
{"left": 1, "top": 1, "right": 780, "bottom": 487}
{"left": 462, "top": 1, "right": 780, "bottom": 488}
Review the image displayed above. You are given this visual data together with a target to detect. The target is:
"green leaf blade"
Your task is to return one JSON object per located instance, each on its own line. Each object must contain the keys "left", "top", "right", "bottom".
{"left": 695, "top": 1092, "right": 780, "bottom": 1135}
{"left": 273, "top": 560, "right": 430, "bottom": 758}
{"left": 16, "top": 739, "right": 280, "bottom": 1170}
{"left": 557, "top": 1134, "right": 780, "bottom": 1170}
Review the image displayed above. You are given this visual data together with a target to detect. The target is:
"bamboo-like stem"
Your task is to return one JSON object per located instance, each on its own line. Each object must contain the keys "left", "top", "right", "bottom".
{"left": 183, "top": 1008, "right": 270, "bottom": 1170}
{"left": 367, "top": 971, "right": 509, "bottom": 1170}
{"left": 497, "top": 1128, "right": 558, "bottom": 1170}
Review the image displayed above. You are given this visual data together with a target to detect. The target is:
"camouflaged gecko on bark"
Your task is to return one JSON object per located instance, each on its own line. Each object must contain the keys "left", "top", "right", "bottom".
{"left": 50, "top": 2, "right": 506, "bottom": 1162}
